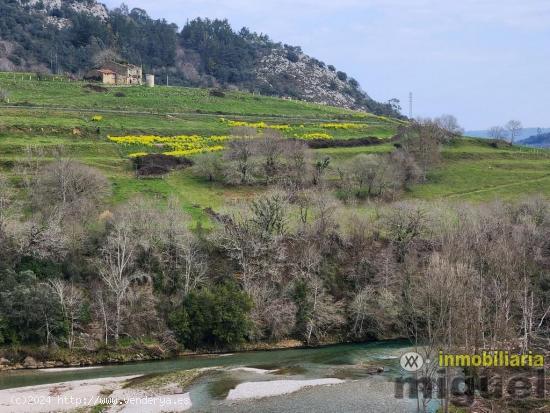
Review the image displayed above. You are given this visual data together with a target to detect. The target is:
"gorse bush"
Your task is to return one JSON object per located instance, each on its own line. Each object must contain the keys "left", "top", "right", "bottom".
{"left": 224, "top": 119, "right": 291, "bottom": 131}
{"left": 108, "top": 134, "right": 228, "bottom": 157}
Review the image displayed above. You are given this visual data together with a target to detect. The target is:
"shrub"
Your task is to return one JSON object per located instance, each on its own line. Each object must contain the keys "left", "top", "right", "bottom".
{"left": 114, "top": 92, "right": 126, "bottom": 98}
{"left": 209, "top": 89, "right": 225, "bottom": 98}
{"left": 169, "top": 283, "right": 252, "bottom": 350}
{"left": 303, "top": 136, "right": 382, "bottom": 148}
{"left": 0, "top": 88, "right": 9, "bottom": 103}
{"left": 132, "top": 153, "right": 194, "bottom": 176}
{"left": 91, "top": 115, "right": 103, "bottom": 122}
{"left": 348, "top": 78, "right": 359, "bottom": 88}
{"left": 286, "top": 50, "right": 300, "bottom": 63}
{"left": 336, "top": 71, "right": 348, "bottom": 81}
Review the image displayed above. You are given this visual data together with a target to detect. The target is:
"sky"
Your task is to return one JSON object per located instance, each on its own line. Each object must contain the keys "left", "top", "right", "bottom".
{"left": 103, "top": 0, "right": 550, "bottom": 130}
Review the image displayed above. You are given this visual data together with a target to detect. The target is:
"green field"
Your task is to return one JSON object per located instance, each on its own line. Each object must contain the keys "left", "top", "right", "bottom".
{"left": 1, "top": 74, "right": 549, "bottom": 224}
{"left": 408, "top": 139, "right": 550, "bottom": 201}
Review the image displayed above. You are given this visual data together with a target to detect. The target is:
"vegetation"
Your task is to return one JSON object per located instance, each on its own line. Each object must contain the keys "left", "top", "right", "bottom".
{"left": 0, "top": 2, "right": 401, "bottom": 116}
{"left": 0, "top": 78, "right": 549, "bottom": 413}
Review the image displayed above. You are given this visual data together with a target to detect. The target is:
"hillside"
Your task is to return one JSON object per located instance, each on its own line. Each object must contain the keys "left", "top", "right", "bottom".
{"left": 0, "top": 73, "right": 404, "bottom": 222}
{"left": 1, "top": 74, "right": 549, "bottom": 224}
{"left": 1, "top": 75, "right": 550, "bottom": 393}
{"left": 519, "top": 132, "right": 550, "bottom": 148}
{"left": 0, "top": 0, "right": 401, "bottom": 116}
{"left": 466, "top": 127, "right": 550, "bottom": 141}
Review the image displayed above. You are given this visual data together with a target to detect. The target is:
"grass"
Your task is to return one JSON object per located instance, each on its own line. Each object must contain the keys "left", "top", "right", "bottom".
{"left": 1, "top": 74, "right": 550, "bottom": 225}
{"left": 0, "top": 73, "right": 403, "bottom": 121}
{"left": 408, "top": 139, "right": 550, "bottom": 202}
{"left": 0, "top": 75, "right": 402, "bottom": 224}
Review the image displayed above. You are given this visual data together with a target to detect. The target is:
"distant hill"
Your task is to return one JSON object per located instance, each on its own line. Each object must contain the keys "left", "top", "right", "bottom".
{"left": 519, "top": 132, "right": 550, "bottom": 148}
{"left": 0, "top": 0, "right": 401, "bottom": 117}
{"left": 466, "top": 128, "right": 550, "bottom": 141}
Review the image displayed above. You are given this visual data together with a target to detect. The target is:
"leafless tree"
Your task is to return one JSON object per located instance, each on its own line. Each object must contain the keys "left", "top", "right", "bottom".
{"left": 350, "top": 285, "right": 376, "bottom": 337}
{"left": 505, "top": 120, "right": 523, "bottom": 144}
{"left": 302, "top": 275, "right": 345, "bottom": 344}
{"left": 224, "top": 127, "right": 257, "bottom": 184}
{"left": 32, "top": 159, "right": 110, "bottom": 220}
{"left": 192, "top": 152, "right": 224, "bottom": 182}
{"left": 49, "top": 279, "right": 84, "bottom": 349}
{"left": 16, "top": 213, "right": 68, "bottom": 262}
{"left": 400, "top": 120, "right": 443, "bottom": 180}
{"left": 153, "top": 197, "right": 207, "bottom": 298}
{"left": 389, "top": 150, "right": 422, "bottom": 188}
{"left": 488, "top": 125, "right": 507, "bottom": 141}
{"left": 98, "top": 204, "right": 148, "bottom": 343}
{"left": 255, "top": 129, "right": 287, "bottom": 184}
{"left": 434, "top": 114, "right": 464, "bottom": 138}
{"left": 381, "top": 202, "right": 430, "bottom": 262}
{"left": 214, "top": 191, "right": 288, "bottom": 291}
{"left": 248, "top": 282, "right": 297, "bottom": 341}
{"left": 279, "top": 140, "right": 312, "bottom": 195}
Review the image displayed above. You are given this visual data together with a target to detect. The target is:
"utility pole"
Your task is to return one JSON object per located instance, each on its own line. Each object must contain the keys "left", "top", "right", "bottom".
{"left": 409, "top": 92, "right": 413, "bottom": 119}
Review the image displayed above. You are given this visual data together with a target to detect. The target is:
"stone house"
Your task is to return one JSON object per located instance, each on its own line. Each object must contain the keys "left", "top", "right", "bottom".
{"left": 86, "top": 62, "right": 143, "bottom": 85}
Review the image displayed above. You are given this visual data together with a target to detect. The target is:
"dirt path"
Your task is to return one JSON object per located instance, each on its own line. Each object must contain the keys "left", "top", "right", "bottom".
{"left": 444, "top": 174, "right": 550, "bottom": 199}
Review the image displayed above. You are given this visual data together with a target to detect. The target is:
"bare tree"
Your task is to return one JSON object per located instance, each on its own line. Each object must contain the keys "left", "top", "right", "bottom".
{"left": 434, "top": 114, "right": 464, "bottom": 138}
{"left": 17, "top": 213, "right": 68, "bottom": 262}
{"left": 488, "top": 126, "right": 507, "bottom": 141}
{"left": 98, "top": 205, "right": 147, "bottom": 343}
{"left": 255, "top": 129, "right": 286, "bottom": 184}
{"left": 343, "top": 154, "right": 400, "bottom": 198}
{"left": 32, "top": 159, "right": 110, "bottom": 220}
{"left": 192, "top": 152, "right": 224, "bottom": 182}
{"left": 224, "top": 128, "right": 257, "bottom": 184}
{"left": 381, "top": 202, "right": 430, "bottom": 262}
{"left": 400, "top": 120, "right": 443, "bottom": 180}
{"left": 248, "top": 282, "right": 297, "bottom": 341}
{"left": 49, "top": 279, "right": 84, "bottom": 349}
{"left": 302, "top": 275, "right": 345, "bottom": 345}
{"left": 350, "top": 285, "right": 376, "bottom": 337}
{"left": 505, "top": 120, "right": 523, "bottom": 144}
{"left": 153, "top": 197, "right": 207, "bottom": 298}
{"left": 214, "top": 191, "right": 288, "bottom": 291}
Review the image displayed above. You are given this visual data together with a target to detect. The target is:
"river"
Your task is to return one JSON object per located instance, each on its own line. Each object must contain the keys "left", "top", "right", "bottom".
{"left": 0, "top": 340, "right": 438, "bottom": 412}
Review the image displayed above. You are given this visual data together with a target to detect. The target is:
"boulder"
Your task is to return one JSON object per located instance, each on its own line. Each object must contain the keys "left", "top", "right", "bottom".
{"left": 23, "top": 356, "right": 38, "bottom": 369}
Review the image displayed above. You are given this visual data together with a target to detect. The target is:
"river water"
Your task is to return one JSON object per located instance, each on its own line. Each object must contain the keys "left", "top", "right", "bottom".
{"left": 0, "top": 340, "right": 438, "bottom": 412}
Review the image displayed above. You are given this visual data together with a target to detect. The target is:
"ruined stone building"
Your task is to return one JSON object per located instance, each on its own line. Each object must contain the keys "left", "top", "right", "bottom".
{"left": 86, "top": 62, "right": 143, "bottom": 85}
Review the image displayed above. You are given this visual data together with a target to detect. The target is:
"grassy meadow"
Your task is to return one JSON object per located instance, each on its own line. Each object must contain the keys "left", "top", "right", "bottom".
{"left": 1, "top": 74, "right": 549, "bottom": 225}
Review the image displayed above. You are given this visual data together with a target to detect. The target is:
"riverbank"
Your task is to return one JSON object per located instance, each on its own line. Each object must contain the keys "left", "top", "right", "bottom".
{"left": 0, "top": 366, "right": 398, "bottom": 412}
{"left": 0, "top": 340, "right": 415, "bottom": 412}
{"left": 0, "top": 370, "right": 353, "bottom": 413}
{"left": 0, "top": 339, "right": 309, "bottom": 372}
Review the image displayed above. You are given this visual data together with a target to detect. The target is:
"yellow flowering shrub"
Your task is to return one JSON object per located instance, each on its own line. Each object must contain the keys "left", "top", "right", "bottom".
{"left": 128, "top": 152, "right": 148, "bottom": 158}
{"left": 320, "top": 122, "right": 362, "bottom": 130}
{"left": 294, "top": 132, "right": 333, "bottom": 140}
{"left": 224, "top": 119, "right": 291, "bottom": 131}
{"left": 164, "top": 145, "right": 225, "bottom": 157}
{"left": 108, "top": 134, "right": 229, "bottom": 158}
{"left": 91, "top": 115, "right": 103, "bottom": 122}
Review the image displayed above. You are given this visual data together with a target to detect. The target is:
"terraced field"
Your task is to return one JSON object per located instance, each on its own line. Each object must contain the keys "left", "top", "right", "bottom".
{"left": 1, "top": 74, "right": 549, "bottom": 226}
